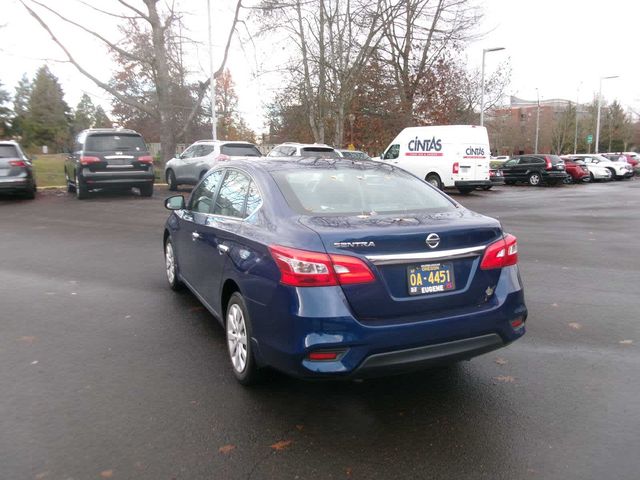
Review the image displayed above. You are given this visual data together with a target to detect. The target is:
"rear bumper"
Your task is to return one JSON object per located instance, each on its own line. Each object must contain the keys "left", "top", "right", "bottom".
{"left": 82, "top": 168, "right": 154, "bottom": 187}
{"left": 245, "top": 265, "right": 527, "bottom": 379}
{"left": 0, "top": 176, "right": 33, "bottom": 192}
{"left": 455, "top": 180, "right": 492, "bottom": 187}
{"left": 490, "top": 177, "right": 505, "bottom": 186}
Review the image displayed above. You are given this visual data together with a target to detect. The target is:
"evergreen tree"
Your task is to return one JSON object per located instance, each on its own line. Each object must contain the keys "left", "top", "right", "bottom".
{"left": 93, "top": 105, "right": 112, "bottom": 128}
{"left": 11, "top": 74, "right": 32, "bottom": 139}
{"left": 73, "top": 93, "right": 95, "bottom": 133}
{"left": 0, "top": 81, "right": 11, "bottom": 137}
{"left": 23, "top": 65, "right": 71, "bottom": 151}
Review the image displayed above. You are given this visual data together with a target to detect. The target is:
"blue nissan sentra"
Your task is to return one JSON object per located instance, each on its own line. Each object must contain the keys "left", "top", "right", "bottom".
{"left": 163, "top": 157, "right": 527, "bottom": 384}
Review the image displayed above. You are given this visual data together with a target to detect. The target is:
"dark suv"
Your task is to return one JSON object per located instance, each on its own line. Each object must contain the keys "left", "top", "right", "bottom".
{"left": 64, "top": 128, "right": 154, "bottom": 199}
{"left": 502, "top": 154, "right": 567, "bottom": 186}
{"left": 0, "top": 140, "right": 36, "bottom": 199}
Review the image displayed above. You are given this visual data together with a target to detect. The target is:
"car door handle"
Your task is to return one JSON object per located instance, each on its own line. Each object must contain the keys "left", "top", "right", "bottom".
{"left": 217, "top": 244, "right": 229, "bottom": 255}
{"left": 192, "top": 232, "right": 202, "bottom": 241}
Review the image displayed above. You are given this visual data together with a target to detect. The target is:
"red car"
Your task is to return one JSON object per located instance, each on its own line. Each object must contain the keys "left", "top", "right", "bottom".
{"left": 562, "top": 158, "right": 590, "bottom": 184}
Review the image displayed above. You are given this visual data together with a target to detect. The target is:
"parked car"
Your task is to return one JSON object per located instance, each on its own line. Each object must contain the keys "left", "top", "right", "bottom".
{"left": 491, "top": 155, "right": 510, "bottom": 162}
{"left": 162, "top": 157, "right": 527, "bottom": 383}
{"left": 165, "top": 140, "right": 261, "bottom": 191}
{"left": 0, "top": 140, "right": 36, "bottom": 199}
{"left": 501, "top": 154, "right": 568, "bottom": 186}
{"left": 568, "top": 154, "right": 633, "bottom": 180}
{"left": 617, "top": 152, "right": 639, "bottom": 168}
{"left": 480, "top": 168, "right": 505, "bottom": 190}
{"left": 65, "top": 128, "right": 154, "bottom": 199}
{"left": 561, "top": 158, "right": 590, "bottom": 184}
{"left": 561, "top": 155, "right": 612, "bottom": 182}
{"left": 336, "top": 149, "right": 371, "bottom": 161}
{"left": 267, "top": 142, "right": 338, "bottom": 158}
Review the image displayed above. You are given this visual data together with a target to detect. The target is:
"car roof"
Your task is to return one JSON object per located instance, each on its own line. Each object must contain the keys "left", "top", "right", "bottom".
{"left": 0, "top": 140, "right": 20, "bottom": 146}
{"left": 193, "top": 139, "right": 257, "bottom": 146}
{"left": 337, "top": 149, "right": 365, "bottom": 154}
{"left": 83, "top": 128, "right": 140, "bottom": 135}
{"left": 217, "top": 156, "right": 389, "bottom": 174}
{"left": 278, "top": 142, "right": 334, "bottom": 149}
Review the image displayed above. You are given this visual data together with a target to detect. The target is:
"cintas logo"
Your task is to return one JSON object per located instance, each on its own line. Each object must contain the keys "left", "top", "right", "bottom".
{"left": 465, "top": 146, "right": 485, "bottom": 155}
{"left": 408, "top": 136, "right": 442, "bottom": 152}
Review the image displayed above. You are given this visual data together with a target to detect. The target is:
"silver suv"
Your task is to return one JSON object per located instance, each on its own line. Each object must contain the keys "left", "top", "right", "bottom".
{"left": 164, "top": 140, "right": 261, "bottom": 190}
{"left": 267, "top": 142, "right": 338, "bottom": 158}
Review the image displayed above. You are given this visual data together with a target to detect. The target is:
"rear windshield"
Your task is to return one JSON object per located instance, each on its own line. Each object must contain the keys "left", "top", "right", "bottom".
{"left": 271, "top": 163, "right": 456, "bottom": 215}
{"left": 0, "top": 145, "right": 19, "bottom": 158}
{"left": 300, "top": 147, "right": 337, "bottom": 158}
{"left": 548, "top": 155, "right": 564, "bottom": 164}
{"left": 85, "top": 134, "right": 146, "bottom": 152}
{"left": 340, "top": 150, "right": 371, "bottom": 161}
{"left": 221, "top": 144, "right": 261, "bottom": 157}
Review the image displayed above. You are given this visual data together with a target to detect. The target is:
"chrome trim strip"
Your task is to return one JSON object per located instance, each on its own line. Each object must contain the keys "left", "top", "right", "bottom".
{"left": 105, "top": 155, "right": 134, "bottom": 159}
{"left": 365, "top": 245, "right": 486, "bottom": 265}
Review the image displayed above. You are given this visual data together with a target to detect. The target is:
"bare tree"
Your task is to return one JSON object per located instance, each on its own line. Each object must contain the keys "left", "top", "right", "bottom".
{"left": 20, "top": 0, "right": 242, "bottom": 161}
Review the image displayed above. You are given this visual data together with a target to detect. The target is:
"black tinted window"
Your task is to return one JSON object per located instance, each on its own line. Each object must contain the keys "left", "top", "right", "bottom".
{"left": 272, "top": 163, "right": 456, "bottom": 215}
{"left": 221, "top": 144, "right": 261, "bottom": 157}
{"left": 300, "top": 147, "right": 337, "bottom": 158}
{"left": 384, "top": 144, "right": 400, "bottom": 160}
{"left": 189, "top": 170, "right": 223, "bottom": 213}
{"left": 340, "top": 151, "right": 371, "bottom": 161}
{"left": 0, "top": 145, "right": 19, "bottom": 158}
{"left": 85, "top": 134, "right": 146, "bottom": 152}
{"left": 213, "top": 170, "right": 251, "bottom": 218}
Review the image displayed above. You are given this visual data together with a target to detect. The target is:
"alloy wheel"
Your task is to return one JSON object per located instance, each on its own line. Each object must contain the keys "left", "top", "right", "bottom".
{"left": 227, "top": 304, "right": 248, "bottom": 373}
{"left": 165, "top": 241, "right": 176, "bottom": 284}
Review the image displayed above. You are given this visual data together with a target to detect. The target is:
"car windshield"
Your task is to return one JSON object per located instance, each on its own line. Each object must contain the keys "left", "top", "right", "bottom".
{"left": 85, "top": 134, "right": 146, "bottom": 152}
{"left": 300, "top": 147, "right": 337, "bottom": 158}
{"left": 0, "top": 145, "right": 19, "bottom": 158}
{"left": 271, "top": 162, "right": 457, "bottom": 215}
{"left": 221, "top": 144, "right": 262, "bottom": 157}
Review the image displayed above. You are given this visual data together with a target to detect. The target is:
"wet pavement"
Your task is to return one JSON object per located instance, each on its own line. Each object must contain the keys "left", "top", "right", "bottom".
{"left": 1, "top": 180, "right": 638, "bottom": 479}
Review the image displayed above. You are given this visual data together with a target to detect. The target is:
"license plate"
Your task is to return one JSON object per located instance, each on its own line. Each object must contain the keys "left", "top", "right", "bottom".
{"left": 408, "top": 263, "right": 455, "bottom": 296}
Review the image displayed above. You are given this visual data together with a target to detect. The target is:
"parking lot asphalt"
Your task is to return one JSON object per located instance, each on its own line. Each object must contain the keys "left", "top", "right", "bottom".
{"left": 1, "top": 181, "right": 639, "bottom": 480}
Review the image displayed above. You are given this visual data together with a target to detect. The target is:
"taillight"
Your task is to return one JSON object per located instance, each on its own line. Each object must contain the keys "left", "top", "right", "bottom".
{"left": 544, "top": 156, "right": 552, "bottom": 170}
{"left": 80, "top": 155, "right": 101, "bottom": 165}
{"left": 268, "top": 245, "right": 375, "bottom": 287}
{"left": 480, "top": 234, "right": 518, "bottom": 270}
{"left": 138, "top": 155, "right": 153, "bottom": 163}
{"left": 9, "top": 160, "right": 26, "bottom": 167}
{"left": 216, "top": 154, "right": 231, "bottom": 162}
{"left": 452, "top": 162, "right": 460, "bottom": 174}
{"left": 307, "top": 350, "right": 344, "bottom": 361}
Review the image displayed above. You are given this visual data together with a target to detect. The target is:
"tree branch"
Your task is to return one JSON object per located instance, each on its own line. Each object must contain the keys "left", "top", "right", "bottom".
{"left": 214, "top": 0, "right": 243, "bottom": 77}
{"left": 119, "top": 0, "right": 150, "bottom": 21}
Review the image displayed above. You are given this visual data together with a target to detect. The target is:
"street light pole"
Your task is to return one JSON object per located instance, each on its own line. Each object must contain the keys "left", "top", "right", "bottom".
{"left": 207, "top": 0, "right": 217, "bottom": 141}
{"left": 480, "top": 47, "right": 505, "bottom": 127}
{"left": 573, "top": 82, "right": 582, "bottom": 154}
{"left": 534, "top": 88, "right": 540, "bottom": 154}
{"left": 595, "top": 75, "right": 619, "bottom": 154}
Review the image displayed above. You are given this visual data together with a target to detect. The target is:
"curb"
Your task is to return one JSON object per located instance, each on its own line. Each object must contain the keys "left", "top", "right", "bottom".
{"left": 38, "top": 183, "right": 169, "bottom": 191}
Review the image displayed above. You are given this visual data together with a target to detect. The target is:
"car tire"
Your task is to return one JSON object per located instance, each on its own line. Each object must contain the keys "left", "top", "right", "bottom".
{"left": 139, "top": 183, "right": 154, "bottom": 197}
{"left": 528, "top": 172, "right": 542, "bottom": 186}
{"left": 607, "top": 168, "right": 620, "bottom": 181}
{"left": 457, "top": 187, "right": 474, "bottom": 194}
{"left": 75, "top": 173, "right": 88, "bottom": 200}
{"left": 481, "top": 185, "right": 493, "bottom": 191}
{"left": 164, "top": 238, "right": 183, "bottom": 291}
{"left": 24, "top": 183, "right": 36, "bottom": 200}
{"left": 425, "top": 173, "right": 442, "bottom": 190}
{"left": 562, "top": 175, "right": 573, "bottom": 185}
{"left": 167, "top": 169, "right": 178, "bottom": 191}
{"left": 65, "top": 172, "right": 76, "bottom": 193}
{"left": 226, "top": 292, "right": 260, "bottom": 386}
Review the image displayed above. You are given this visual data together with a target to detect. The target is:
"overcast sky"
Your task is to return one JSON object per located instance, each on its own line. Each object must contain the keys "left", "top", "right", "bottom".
{"left": 2, "top": 0, "right": 639, "bottom": 133}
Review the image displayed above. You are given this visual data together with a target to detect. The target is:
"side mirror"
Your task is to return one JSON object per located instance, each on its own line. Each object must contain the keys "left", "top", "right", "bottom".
{"left": 165, "top": 195, "right": 185, "bottom": 210}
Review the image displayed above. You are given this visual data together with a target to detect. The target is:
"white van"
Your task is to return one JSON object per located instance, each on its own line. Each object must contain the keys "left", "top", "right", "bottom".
{"left": 380, "top": 125, "right": 491, "bottom": 193}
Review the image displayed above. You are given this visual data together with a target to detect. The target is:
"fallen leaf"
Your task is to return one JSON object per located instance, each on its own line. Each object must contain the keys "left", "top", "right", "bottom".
{"left": 18, "top": 336, "right": 36, "bottom": 344}
{"left": 270, "top": 439, "right": 293, "bottom": 451}
{"left": 494, "top": 357, "right": 508, "bottom": 365}
{"left": 31, "top": 360, "right": 39, "bottom": 365}
{"left": 100, "top": 470, "right": 113, "bottom": 478}
{"left": 493, "top": 375, "right": 515, "bottom": 383}
{"left": 568, "top": 322, "right": 582, "bottom": 330}
{"left": 295, "top": 424, "right": 304, "bottom": 431}
{"left": 619, "top": 340, "right": 633, "bottom": 345}
{"left": 35, "top": 472, "right": 49, "bottom": 479}
{"left": 218, "top": 444, "right": 236, "bottom": 454}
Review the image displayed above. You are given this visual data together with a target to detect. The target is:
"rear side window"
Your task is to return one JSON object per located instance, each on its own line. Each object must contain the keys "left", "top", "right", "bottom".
{"left": 272, "top": 164, "right": 456, "bottom": 215}
{"left": 198, "top": 145, "right": 216, "bottom": 156}
{"left": 221, "top": 144, "right": 261, "bottom": 157}
{"left": 84, "top": 134, "right": 146, "bottom": 152}
{"left": 0, "top": 145, "right": 19, "bottom": 158}
{"left": 213, "top": 170, "right": 251, "bottom": 218}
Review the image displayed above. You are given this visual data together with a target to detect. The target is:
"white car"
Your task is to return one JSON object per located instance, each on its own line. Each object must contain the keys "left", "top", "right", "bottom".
{"left": 267, "top": 142, "right": 338, "bottom": 158}
{"left": 561, "top": 155, "right": 611, "bottom": 181}
{"left": 568, "top": 154, "right": 632, "bottom": 180}
{"left": 165, "top": 140, "right": 261, "bottom": 190}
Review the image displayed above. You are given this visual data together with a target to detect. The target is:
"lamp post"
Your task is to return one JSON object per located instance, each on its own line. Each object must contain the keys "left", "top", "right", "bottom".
{"left": 480, "top": 47, "right": 505, "bottom": 127}
{"left": 595, "top": 75, "right": 619, "bottom": 153}
{"left": 573, "top": 82, "right": 582, "bottom": 154}
{"left": 207, "top": 0, "right": 217, "bottom": 140}
{"left": 534, "top": 88, "right": 540, "bottom": 154}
